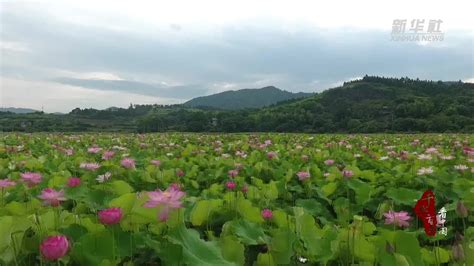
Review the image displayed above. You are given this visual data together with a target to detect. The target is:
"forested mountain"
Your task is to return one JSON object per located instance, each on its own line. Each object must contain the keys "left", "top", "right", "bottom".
{"left": 140, "top": 76, "right": 474, "bottom": 132}
{"left": 246, "top": 76, "right": 474, "bottom": 132}
{"left": 1, "top": 76, "right": 473, "bottom": 133}
{"left": 183, "top": 86, "right": 313, "bottom": 109}
{"left": 0, "top": 107, "right": 39, "bottom": 114}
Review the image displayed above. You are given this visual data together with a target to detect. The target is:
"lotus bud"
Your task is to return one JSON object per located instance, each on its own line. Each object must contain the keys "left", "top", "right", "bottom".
{"left": 456, "top": 201, "right": 468, "bottom": 218}
{"left": 385, "top": 242, "right": 395, "bottom": 254}
{"left": 452, "top": 243, "right": 465, "bottom": 262}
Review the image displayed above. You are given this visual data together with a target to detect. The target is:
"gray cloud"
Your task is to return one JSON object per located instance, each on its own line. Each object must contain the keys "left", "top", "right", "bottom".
{"left": 53, "top": 78, "right": 208, "bottom": 98}
{"left": 1, "top": 2, "right": 473, "bottom": 108}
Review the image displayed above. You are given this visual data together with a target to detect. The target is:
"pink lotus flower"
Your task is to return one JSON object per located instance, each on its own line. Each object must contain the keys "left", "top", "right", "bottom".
{"left": 411, "top": 139, "right": 420, "bottom": 146}
{"left": 454, "top": 165, "right": 469, "bottom": 171}
{"left": 88, "top": 146, "right": 102, "bottom": 154}
{"left": 267, "top": 151, "right": 277, "bottom": 160}
{"left": 228, "top": 169, "right": 239, "bottom": 178}
{"left": 63, "top": 148, "right": 74, "bottom": 156}
{"left": 296, "top": 171, "right": 310, "bottom": 181}
{"left": 235, "top": 151, "right": 247, "bottom": 158}
{"left": 170, "top": 182, "right": 182, "bottom": 191}
{"left": 38, "top": 188, "right": 67, "bottom": 207}
{"left": 144, "top": 186, "right": 185, "bottom": 221}
{"left": 66, "top": 177, "right": 81, "bottom": 188}
{"left": 0, "top": 178, "right": 16, "bottom": 188}
{"left": 151, "top": 160, "right": 161, "bottom": 166}
{"left": 80, "top": 162, "right": 100, "bottom": 171}
{"left": 98, "top": 207, "right": 123, "bottom": 225}
{"left": 440, "top": 155, "right": 454, "bottom": 160}
{"left": 384, "top": 210, "right": 411, "bottom": 228}
{"left": 241, "top": 183, "right": 249, "bottom": 193}
{"left": 399, "top": 151, "right": 409, "bottom": 160}
{"left": 264, "top": 140, "right": 272, "bottom": 145}
{"left": 40, "top": 235, "right": 69, "bottom": 260}
{"left": 102, "top": 150, "right": 115, "bottom": 160}
{"left": 121, "top": 157, "right": 136, "bottom": 169}
{"left": 96, "top": 172, "right": 112, "bottom": 183}
{"left": 463, "top": 147, "right": 474, "bottom": 156}
{"left": 176, "top": 169, "right": 185, "bottom": 177}
{"left": 226, "top": 181, "right": 236, "bottom": 190}
{"left": 324, "top": 159, "right": 335, "bottom": 166}
{"left": 301, "top": 155, "right": 309, "bottom": 162}
{"left": 417, "top": 167, "right": 433, "bottom": 176}
{"left": 342, "top": 169, "right": 354, "bottom": 178}
{"left": 425, "top": 147, "right": 438, "bottom": 154}
{"left": 21, "top": 172, "right": 42, "bottom": 187}
{"left": 261, "top": 208, "right": 273, "bottom": 219}
{"left": 418, "top": 154, "right": 432, "bottom": 160}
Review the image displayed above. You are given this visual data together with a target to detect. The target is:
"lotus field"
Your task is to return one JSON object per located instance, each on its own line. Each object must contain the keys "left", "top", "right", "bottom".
{"left": 1, "top": 133, "right": 473, "bottom": 265}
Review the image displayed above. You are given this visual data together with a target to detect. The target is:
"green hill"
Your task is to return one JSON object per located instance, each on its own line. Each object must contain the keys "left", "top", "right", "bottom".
{"left": 0, "top": 107, "right": 39, "bottom": 114}
{"left": 247, "top": 76, "right": 474, "bottom": 132}
{"left": 183, "top": 86, "right": 313, "bottom": 109}
{"left": 147, "top": 76, "right": 473, "bottom": 133}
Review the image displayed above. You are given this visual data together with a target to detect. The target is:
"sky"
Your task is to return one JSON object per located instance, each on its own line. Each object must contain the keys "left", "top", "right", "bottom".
{"left": 1, "top": 0, "right": 473, "bottom": 113}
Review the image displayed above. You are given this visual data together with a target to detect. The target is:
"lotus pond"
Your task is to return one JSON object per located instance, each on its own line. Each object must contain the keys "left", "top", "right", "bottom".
{"left": 0, "top": 133, "right": 473, "bottom": 265}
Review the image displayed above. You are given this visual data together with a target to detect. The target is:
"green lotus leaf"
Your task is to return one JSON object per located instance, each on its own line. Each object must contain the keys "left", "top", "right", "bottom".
{"left": 167, "top": 224, "right": 236, "bottom": 266}
{"left": 385, "top": 187, "right": 422, "bottom": 206}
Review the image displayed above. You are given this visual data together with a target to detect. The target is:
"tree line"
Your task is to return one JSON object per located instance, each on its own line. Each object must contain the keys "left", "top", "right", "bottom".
{"left": 1, "top": 76, "right": 473, "bottom": 133}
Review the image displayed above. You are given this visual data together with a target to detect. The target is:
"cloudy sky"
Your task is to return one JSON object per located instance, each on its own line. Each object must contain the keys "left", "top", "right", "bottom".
{"left": 1, "top": 0, "right": 473, "bottom": 112}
